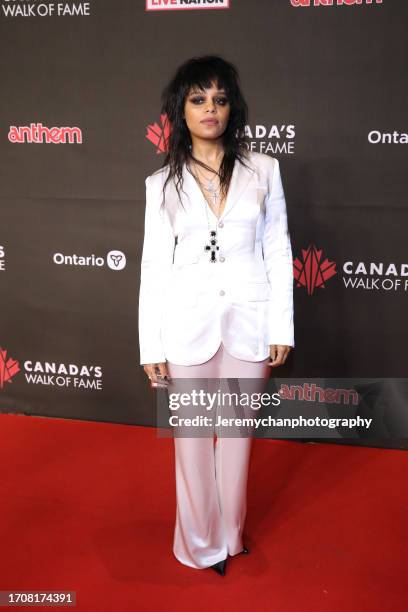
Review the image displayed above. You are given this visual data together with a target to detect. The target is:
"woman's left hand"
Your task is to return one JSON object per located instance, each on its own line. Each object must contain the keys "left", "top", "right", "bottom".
{"left": 268, "top": 344, "right": 292, "bottom": 367}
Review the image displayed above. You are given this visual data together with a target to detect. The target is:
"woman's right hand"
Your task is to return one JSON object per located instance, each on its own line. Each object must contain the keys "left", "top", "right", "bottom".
{"left": 143, "top": 362, "right": 171, "bottom": 388}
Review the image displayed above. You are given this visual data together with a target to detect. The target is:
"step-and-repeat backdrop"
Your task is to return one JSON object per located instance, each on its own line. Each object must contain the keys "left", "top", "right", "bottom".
{"left": 1, "top": 0, "right": 407, "bottom": 449}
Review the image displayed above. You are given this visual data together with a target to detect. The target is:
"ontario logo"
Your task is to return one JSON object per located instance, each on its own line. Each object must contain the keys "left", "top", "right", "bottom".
{"left": 0, "top": 346, "right": 21, "bottom": 389}
{"left": 293, "top": 244, "right": 337, "bottom": 295}
{"left": 53, "top": 250, "right": 127, "bottom": 270}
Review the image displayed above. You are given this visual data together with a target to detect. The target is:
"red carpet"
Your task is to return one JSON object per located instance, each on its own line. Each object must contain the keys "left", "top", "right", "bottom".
{"left": 0, "top": 413, "right": 405, "bottom": 611}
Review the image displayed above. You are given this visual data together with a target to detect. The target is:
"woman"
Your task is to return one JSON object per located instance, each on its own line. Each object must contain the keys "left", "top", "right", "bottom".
{"left": 138, "top": 55, "right": 294, "bottom": 575}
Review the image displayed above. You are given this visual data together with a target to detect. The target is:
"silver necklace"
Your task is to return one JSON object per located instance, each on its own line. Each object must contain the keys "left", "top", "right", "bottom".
{"left": 191, "top": 160, "right": 222, "bottom": 263}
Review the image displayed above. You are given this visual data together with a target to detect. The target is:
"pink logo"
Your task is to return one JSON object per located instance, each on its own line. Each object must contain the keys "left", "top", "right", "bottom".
{"left": 0, "top": 346, "right": 21, "bottom": 389}
{"left": 8, "top": 123, "right": 82, "bottom": 144}
{"left": 146, "top": 113, "right": 171, "bottom": 153}
{"left": 290, "top": 0, "right": 382, "bottom": 7}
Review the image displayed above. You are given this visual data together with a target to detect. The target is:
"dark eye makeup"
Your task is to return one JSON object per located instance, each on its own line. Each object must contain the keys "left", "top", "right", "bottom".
{"left": 189, "top": 96, "right": 229, "bottom": 105}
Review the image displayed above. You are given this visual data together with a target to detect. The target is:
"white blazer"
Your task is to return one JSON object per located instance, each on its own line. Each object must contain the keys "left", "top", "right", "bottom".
{"left": 138, "top": 150, "right": 294, "bottom": 366}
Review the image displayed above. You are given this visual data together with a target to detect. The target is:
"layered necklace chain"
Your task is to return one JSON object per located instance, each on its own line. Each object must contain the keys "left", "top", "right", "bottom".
{"left": 191, "top": 159, "right": 223, "bottom": 263}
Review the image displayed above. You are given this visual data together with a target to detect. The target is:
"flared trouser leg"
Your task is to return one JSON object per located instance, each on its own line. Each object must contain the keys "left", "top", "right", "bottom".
{"left": 167, "top": 343, "right": 269, "bottom": 569}
{"left": 172, "top": 435, "right": 229, "bottom": 568}
{"left": 214, "top": 435, "right": 254, "bottom": 557}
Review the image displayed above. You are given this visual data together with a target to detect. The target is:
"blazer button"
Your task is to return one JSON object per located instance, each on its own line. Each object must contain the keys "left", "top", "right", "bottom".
{"left": 219, "top": 290, "right": 225, "bottom": 296}
{"left": 219, "top": 256, "right": 225, "bottom": 262}
{"left": 218, "top": 221, "right": 224, "bottom": 228}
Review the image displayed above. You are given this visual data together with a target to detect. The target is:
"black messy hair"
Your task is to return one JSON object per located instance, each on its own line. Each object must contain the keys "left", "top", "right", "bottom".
{"left": 158, "top": 54, "right": 252, "bottom": 209}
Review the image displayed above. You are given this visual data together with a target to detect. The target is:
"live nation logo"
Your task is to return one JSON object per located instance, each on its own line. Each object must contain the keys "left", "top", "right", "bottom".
{"left": 294, "top": 244, "right": 408, "bottom": 295}
{"left": 0, "top": 345, "right": 103, "bottom": 391}
{"left": 146, "top": 0, "right": 230, "bottom": 10}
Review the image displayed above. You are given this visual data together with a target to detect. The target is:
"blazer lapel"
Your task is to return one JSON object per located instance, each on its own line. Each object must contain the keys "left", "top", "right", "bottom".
{"left": 182, "top": 153, "right": 257, "bottom": 220}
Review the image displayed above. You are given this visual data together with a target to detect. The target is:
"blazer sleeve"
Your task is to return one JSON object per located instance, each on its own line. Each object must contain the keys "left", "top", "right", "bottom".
{"left": 261, "top": 158, "right": 295, "bottom": 348}
{"left": 138, "top": 175, "right": 175, "bottom": 365}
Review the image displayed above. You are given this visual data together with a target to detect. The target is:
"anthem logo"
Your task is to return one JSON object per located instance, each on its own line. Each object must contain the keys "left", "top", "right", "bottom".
{"left": 293, "top": 244, "right": 337, "bottom": 295}
{"left": 8, "top": 123, "right": 82, "bottom": 144}
{"left": 0, "top": 346, "right": 21, "bottom": 390}
{"left": 146, "top": 0, "right": 230, "bottom": 11}
{"left": 146, "top": 114, "right": 171, "bottom": 154}
{"left": 290, "top": 0, "right": 382, "bottom": 7}
{"left": 279, "top": 382, "right": 359, "bottom": 405}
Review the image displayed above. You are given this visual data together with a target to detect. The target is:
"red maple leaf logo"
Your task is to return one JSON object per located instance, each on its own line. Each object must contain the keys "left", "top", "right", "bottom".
{"left": 293, "top": 244, "right": 337, "bottom": 295}
{"left": 146, "top": 113, "right": 171, "bottom": 154}
{"left": 0, "top": 346, "right": 21, "bottom": 389}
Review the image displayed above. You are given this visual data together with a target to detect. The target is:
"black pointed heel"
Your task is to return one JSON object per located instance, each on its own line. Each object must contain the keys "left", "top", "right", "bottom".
{"left": 210, "top": 557, "right": 227, "bottom": 576}
{"left": 229, "top": 545, "right": 250, "bottom": 557}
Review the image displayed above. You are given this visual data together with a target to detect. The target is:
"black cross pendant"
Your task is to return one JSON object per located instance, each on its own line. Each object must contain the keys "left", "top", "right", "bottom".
{"left": 204, "top": 230, "right": 219, "bottom": 263}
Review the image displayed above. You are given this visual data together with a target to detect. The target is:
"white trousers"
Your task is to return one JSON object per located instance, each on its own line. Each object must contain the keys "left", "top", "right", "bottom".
{"left": 166, "top": 342, "right": 270, "bottom": 569}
